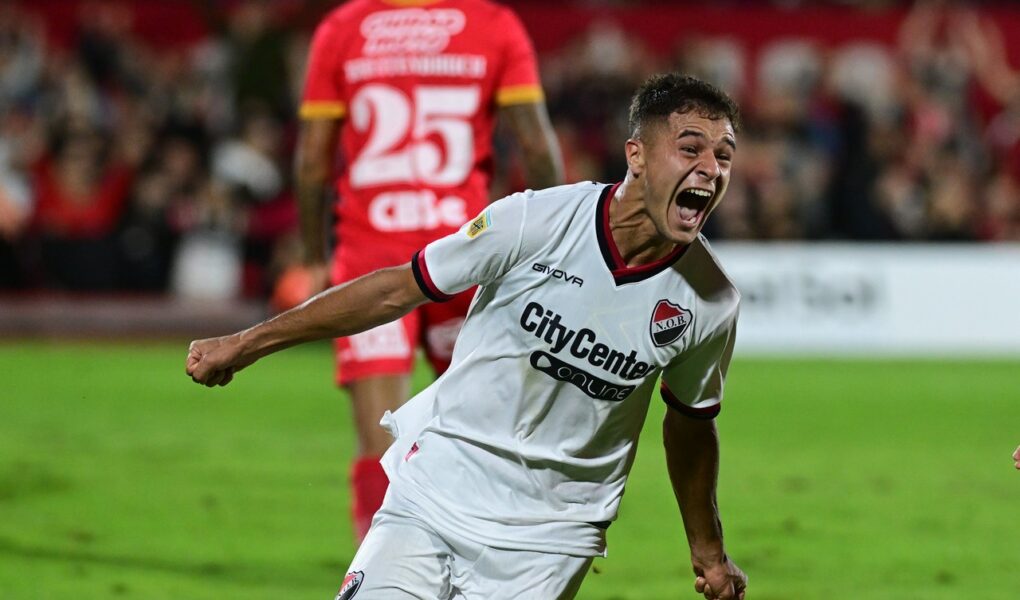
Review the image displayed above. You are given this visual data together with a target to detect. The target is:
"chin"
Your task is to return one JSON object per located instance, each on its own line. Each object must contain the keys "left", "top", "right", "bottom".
{"left": 662, "top": 227, "right": 698, "bottom": 246}
{"left": 675, "top": 230, "right": 699, "bottom": 245}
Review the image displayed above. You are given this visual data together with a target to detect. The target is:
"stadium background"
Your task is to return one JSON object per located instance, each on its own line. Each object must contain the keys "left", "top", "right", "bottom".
{"left": 1, "top": 0, "right": 1017, "bottom": 598}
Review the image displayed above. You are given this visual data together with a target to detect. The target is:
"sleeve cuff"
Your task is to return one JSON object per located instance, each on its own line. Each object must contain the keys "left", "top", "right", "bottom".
{"left": 661, "top": 382, "right": 720, "bottom": 420}
{"left": 411, "top": 250, "right": 454, "bottom": 303}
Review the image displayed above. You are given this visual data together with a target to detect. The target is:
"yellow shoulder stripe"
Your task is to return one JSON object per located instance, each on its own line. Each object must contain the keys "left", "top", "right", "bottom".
{"left": 299, "top": 102, "right": 346, "bottom": 120}
{"left": 496, "top": 85, "right": 545, "bottom": 106}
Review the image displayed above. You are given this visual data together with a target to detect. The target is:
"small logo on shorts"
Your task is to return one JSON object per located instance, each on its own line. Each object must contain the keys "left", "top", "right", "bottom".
{"left": 335, "top": 570, "right": 364, "bottom": 600}
{"left": 404, "top": 442, "right": 420, "bottom": 461}
{"left": 466, "top": 210, "right": 492, "bottom": 239}
{"left": 650, "top": 300, "right": 693, "bottom": 347}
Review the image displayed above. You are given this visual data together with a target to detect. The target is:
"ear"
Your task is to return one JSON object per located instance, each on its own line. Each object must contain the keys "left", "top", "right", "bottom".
{"left": 625, "top": 137, "right": 645, "bottom": 177}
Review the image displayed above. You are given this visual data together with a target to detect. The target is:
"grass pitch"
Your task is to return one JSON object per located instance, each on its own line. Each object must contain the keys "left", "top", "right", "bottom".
{"left": 0, "top": 341, "right": 1017, "bottom": 599}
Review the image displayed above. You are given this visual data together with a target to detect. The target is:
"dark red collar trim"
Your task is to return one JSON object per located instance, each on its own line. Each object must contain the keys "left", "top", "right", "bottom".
{"left": 595, "top": 183, "right": 688, "bottom": 286}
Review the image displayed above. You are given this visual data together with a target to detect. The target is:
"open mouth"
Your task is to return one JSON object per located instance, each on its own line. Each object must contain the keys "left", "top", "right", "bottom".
{"left": 674, "top": 187, "right": 713, "bottom": 228}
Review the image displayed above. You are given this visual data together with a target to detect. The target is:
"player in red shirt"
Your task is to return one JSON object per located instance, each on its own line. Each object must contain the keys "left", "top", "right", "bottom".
{"left": 295, "top": 0, "right": 562, "bottom": 541}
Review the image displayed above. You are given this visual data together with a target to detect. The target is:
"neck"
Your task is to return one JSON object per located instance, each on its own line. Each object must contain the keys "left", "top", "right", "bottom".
{"left": 608, "top": 174, "right": 680, "bottom": 267}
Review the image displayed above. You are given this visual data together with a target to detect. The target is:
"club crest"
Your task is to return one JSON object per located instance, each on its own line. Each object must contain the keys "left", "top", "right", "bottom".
{"left": 650, "top": 300, "right": 693, "bottom": 347}
{"left": 335, "top": 571, "right": 364, "bottom": 600}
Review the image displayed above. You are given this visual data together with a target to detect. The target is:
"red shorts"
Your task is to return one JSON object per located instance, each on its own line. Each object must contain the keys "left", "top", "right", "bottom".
{"left": 330, "top": 242, "right": 473, "bottom": 386}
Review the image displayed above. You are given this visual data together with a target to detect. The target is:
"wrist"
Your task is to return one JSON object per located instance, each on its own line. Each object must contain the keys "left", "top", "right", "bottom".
{"left": 237, "top": 325, "right": 275, "bottom": 360}
{"left": 690, "top": 543, "right": 727, "bottom": 568}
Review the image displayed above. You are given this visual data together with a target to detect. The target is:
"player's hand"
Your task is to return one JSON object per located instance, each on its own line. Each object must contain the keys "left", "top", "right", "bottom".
{"left": 693, "top": 555, "right": 747, "bottom": 599}
{"left": 1013, "top": 446, "right": 1020, "bottom": 470}
{"left": 186, "top": 334, "right": 252, "bottom": 387}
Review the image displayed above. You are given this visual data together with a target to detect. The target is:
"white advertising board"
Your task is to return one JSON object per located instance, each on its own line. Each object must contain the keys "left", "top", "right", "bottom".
{"left": 711, "top": 243, "right": 1020, "bottom": 356}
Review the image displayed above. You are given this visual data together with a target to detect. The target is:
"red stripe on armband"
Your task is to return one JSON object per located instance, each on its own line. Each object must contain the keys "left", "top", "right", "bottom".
{"left": 411, "top": 250, "right": 454, "bottom": 303}
{"left": 661, "top": 382, "right": 720, "bottom": 420}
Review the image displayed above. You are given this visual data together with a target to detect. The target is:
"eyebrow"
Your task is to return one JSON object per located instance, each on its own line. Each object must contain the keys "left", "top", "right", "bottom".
{"left": 677, "top": 128, "right": 737, "bottom": 151}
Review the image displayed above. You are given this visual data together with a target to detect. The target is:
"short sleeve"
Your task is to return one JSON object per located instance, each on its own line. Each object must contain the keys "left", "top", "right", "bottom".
{"left": 299, "top": 18, "right": 347, "bottom": 120}
{"left": 660, "top": 310, "right": 738, "bottom": 420}
{"left": 411, "top": 193, "right": 529, "bottom": 302}
{"left": 493, "top": 8, "right": 544, "bottom": 107}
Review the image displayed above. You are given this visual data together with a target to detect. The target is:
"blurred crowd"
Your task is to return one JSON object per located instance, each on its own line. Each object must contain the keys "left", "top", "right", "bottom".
{"left": 1, "top": 1, "right": 1019, "bottom": 298}
{"left": 541, "top": 2, "right": 1020, "bottom": 243}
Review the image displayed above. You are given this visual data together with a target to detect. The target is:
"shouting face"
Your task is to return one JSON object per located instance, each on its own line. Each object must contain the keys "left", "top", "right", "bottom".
{"left": 627, "top": 111, "right": 736, "bottom": 246}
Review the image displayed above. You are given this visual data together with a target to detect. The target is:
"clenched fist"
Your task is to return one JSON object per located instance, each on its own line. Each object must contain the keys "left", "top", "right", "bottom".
{"left": 186, "top": 334, "right": 253, "bottom": 387}
{"left": 694, "top": 555, "right": 747, "bottom": 600}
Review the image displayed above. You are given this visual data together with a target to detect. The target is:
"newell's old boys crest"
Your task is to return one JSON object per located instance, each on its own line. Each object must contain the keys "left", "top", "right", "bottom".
{"left": 650, "top": 300, "right": 693, "bottom": 347}
{"left": 335, "top": 571, "right": 364, "bottom": 600}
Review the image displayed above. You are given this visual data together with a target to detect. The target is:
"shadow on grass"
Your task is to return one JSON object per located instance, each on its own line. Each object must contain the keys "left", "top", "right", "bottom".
{"left": 0, "top": 535, "right": 346, "bottom": 587}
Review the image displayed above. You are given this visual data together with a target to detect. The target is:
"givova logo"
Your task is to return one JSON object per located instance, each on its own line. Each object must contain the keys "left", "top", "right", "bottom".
{"left": 650, "top": 300, "right": 693, "bottom": 347}
{"left": 532, "top": 262, "right": 583, "bottom": 287}
{"left": 335, "top": 571, "right": 364, "bottom": 600}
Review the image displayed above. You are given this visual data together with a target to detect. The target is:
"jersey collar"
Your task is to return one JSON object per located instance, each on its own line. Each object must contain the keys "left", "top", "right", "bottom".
{"left": 595, "top": 182, "right": 688, "bottom": 286}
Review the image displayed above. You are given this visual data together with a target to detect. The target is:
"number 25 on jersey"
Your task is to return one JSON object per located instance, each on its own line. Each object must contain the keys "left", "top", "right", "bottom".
{"left": 350, "top": 83, "right": 481, "bottom": 189}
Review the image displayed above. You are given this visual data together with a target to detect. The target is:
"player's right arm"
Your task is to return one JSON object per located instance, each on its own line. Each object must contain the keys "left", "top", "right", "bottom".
{"left": 1013, "top": 446, "right": 1019, "bottom": 470}
{"left": 188, "top": 188, "right": 533, "bottom": 387}
{"left": 187, "top": 264, "right": 428, "bottom": 387}
{"left": 295, "top": 117, "right": 340, "bottom": 292}
{"left": 295, "top": 12, "right": 347, "bottom": 292}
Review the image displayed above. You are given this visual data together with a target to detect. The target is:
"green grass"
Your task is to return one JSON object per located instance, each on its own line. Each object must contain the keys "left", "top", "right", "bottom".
{"left": 1, "top": 341, "right": 1017, "bottom": 599}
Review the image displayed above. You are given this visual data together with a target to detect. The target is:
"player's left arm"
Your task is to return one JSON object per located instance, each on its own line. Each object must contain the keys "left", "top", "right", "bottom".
{"left": 660, "top": 309, "right": 745, "bottom": 599}
{"left": 492, "top": 6, "right": 564, "bottom": 191}
{"left": 664, "top": 412, "right": 746, "bottom": 600}
{"left": 1013, "top": 445, "right": 1019, "bottom": 470}
{"left": 499, "top": 100, "right": 563, "bottom": 190}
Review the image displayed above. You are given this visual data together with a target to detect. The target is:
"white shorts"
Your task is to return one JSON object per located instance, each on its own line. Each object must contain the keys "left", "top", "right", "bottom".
{"left": 335, "top": 493, "right": 593, "bottom": 600}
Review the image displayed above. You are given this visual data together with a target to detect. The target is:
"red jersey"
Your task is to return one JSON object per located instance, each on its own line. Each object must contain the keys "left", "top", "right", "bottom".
{"left": 31, "top": 161, "right": 133, "bottom": 239}
{"left": 300, "top": 0, "right": 543, "bottom": 251}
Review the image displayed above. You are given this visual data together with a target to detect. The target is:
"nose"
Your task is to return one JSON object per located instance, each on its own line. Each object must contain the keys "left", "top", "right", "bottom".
{"left": 696, "top": 154, "right": 721, "bottom": 182}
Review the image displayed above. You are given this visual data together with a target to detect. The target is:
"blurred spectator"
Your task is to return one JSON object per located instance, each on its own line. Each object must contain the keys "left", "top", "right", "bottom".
{"left": 0, "top": 106, "right": 42, "bottom": 288}
{"left": 955, "top": 7, "right": 1020, "bottom": 241}
{"left": 211, "top": 106, "right": 284, "bottom": 203}
{"left": 191, "top": 0, "right": 302, "bottom": 121}
{"left": 117, "top": 123, "right": 207, "bottom": 291}
{"left": 0, "top": 6, "right": 45, "bottom": 112}
{"left": 4, "top": 0, "right": 1020, "bottom": 298}
{"left": 29, "top": 127, "right": 134, "bottom": 290}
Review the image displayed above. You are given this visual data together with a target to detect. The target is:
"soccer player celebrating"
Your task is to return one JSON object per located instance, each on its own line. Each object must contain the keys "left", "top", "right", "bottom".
{"left": 189, "top": 73, "right": 747, "bottom": 600}
{"left": 295, "top": 0, "right": 563, "bottom": 541}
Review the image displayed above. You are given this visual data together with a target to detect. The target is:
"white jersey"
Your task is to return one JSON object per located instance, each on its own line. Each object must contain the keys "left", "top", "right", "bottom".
{"left": 380, "top": 181, "right": 740, "bottom": 557}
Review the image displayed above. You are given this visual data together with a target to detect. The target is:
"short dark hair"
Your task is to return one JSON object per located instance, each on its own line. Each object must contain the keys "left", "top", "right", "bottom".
{"left": 628, "top": 73, "right": 741, "bottom": 138}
